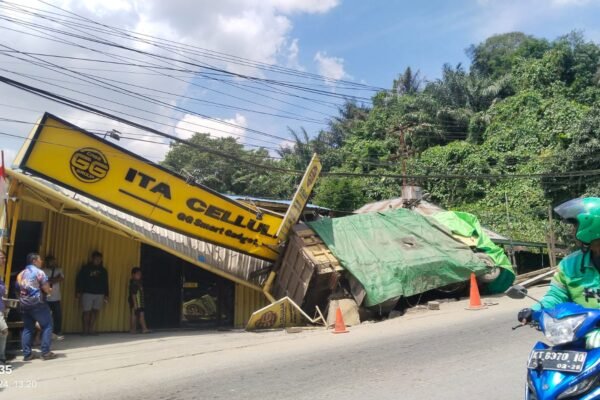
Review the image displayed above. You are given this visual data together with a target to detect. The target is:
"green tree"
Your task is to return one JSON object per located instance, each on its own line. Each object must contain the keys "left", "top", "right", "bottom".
{"left": 160, "top": 30, "right": 600, "bottom": 242}
{"left": 542, "top": 106, "right": 600, "bottom": 203}
{"left": 467, "top": 32, "right": 550, "bottom": 78}
{"left": 392, "top": 67, "right": 422, "bottom": 95}
{"left": 162, "top": 133, "right": 292, "bottom": 198}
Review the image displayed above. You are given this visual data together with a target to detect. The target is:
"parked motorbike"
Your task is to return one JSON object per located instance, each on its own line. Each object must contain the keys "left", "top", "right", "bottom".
{"left": 507, "top": 285, "right": 600, "bottom": 400}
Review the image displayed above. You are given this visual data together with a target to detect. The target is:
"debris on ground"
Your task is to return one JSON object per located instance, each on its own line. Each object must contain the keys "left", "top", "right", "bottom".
{"left": 326, "top": 298, "right": 360, "bottom": 327}
{"left": 246, "top": 297, "right": 325, "bottom": 331}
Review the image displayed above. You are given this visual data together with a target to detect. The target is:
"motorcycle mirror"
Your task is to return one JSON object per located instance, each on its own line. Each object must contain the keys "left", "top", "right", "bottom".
{"left": 505, "top": 285, "right": 528, "bottom": 300}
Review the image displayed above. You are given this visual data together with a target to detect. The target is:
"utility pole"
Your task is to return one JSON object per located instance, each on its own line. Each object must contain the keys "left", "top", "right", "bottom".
{"left": 396, "top": 124, "right": 412, "bottom": 205}
{"left": 547, "top": 205, "right": 557, "bottom": 269}
{"left": 504, "top": 192, "right": 518, "bottom": 270}
{"left": 399, "top": 125, "right": 408, "bottom": 191}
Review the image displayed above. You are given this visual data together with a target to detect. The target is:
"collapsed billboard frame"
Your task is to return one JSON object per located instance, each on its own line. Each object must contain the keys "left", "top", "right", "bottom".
{"left": 15, "top": 113, "right": 284, "bottom": 261}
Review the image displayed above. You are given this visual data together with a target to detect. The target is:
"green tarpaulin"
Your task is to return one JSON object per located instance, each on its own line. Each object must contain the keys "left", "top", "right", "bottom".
{"left": 431, "top": 211, "right": 515, "bottom": 294}
{"left": 308, "top": 209, "right": 489, "bottom": 307}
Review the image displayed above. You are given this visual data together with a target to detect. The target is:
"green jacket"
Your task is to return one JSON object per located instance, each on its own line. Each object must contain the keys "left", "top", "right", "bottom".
{"left": 533, "top": 250, "right": 600, "bottom": 311}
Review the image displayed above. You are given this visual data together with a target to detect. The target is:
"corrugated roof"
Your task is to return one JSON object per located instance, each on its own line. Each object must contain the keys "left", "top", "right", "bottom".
{"left": 8, "top": 169, "right": 270, "bottom": 290}
{"left": 227, "top": 195, "right": 329, "bottom": 212}
{"left": 355, "top": 198, "right": 508, "bottom": 241}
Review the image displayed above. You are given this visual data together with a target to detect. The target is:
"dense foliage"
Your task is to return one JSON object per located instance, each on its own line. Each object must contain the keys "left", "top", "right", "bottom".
{"left": 163, "top": 32, "right": 600, "bottom": 243}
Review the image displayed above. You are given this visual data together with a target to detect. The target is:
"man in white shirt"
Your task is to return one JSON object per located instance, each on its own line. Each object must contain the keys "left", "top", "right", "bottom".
{"left": 42, "top": 255, "right": 64, "bottom": 339}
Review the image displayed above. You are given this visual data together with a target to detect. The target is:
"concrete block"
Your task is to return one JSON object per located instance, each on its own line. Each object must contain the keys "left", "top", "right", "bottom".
{"left": 327, "top": 299, "right": 361, "bottom": 327}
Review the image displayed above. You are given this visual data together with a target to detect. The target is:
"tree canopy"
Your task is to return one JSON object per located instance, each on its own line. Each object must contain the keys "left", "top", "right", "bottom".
{"left": 162, "top": 31, "right": 600, "bottom": 243}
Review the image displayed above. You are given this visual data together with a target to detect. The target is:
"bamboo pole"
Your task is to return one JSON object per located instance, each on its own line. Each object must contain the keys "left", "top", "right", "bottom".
{"left": 4, "top": 184, "right": 22, "bottom": 290}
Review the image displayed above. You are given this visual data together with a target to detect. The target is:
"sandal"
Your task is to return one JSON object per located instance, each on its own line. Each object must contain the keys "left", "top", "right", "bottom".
{"left": 42, "top": 352, "right": 57, "bottom": 361}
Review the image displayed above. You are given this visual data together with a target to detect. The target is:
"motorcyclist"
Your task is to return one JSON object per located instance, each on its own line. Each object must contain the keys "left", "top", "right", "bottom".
{"left": 518, "top": 197, "right": 600, "bottom": 349}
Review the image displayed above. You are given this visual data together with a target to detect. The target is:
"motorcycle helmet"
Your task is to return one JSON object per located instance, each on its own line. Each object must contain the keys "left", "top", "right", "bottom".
{"left": 577, "top": 213, "right": 600, "bottom": 245}
{"left": 555, "top": 197, "right": 600, "bottom": 222}
{"left": 555, "top": 197, "right": 600, "bottom": 245}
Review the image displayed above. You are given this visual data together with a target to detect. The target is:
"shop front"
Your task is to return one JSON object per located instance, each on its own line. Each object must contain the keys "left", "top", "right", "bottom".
{"left": 3, "top": 169, "right": 268, "bottom": 333}
{"left": 1, "top": 112, "right": 324, "bottom": 333}
{"left": 141, "top": 244, "right": 235, "bottom": 329}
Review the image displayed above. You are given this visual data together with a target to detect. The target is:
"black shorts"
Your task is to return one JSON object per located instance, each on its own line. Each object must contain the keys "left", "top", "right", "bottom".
{"left": 131, "top": 307, "right": 144, "bottom": 316}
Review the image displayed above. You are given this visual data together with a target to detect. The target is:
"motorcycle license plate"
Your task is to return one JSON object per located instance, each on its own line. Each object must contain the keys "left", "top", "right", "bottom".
{"left": 527, "top": 350, "right": 587, "bottom": 373}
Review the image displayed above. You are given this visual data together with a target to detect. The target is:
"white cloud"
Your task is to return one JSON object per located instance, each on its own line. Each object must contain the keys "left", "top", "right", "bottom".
{"left": 66, "top": 0, "right": 134, "bottom": 15}
{"left": 476, "top": 0, "right": 597, "bottom": 6}
{"left": 285, "top": 38, "right": 304, "bottom": 70}
{"left": 0, "top": 0, "right": 339, "bottom": 162}
{"left": 314, "top": 51, "right": 349, "bottom": 81}
{"left": 468, "top": 0, "right": 599, "bottom": 39}
{"left": 134, "top": 0, "right": 339, "bottom": 73}
{"left": 175, "top": 113, "right": 247, "bottom": 141}
{"left": 551, "top": 0, "right": 594, "bottom": 6}
{"left": 2, "top": 148, "right": 17, "bottom": 168}
{"left": 269, "top": 0, "right": 340, "bottom": 14}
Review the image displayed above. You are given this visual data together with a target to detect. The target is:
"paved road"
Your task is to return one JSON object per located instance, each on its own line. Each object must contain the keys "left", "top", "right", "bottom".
{"left": 6, "top": 287, "right": 545, "bottom": 400}
{"left": 132, "top": 302, "right": 538, "bottom": 400}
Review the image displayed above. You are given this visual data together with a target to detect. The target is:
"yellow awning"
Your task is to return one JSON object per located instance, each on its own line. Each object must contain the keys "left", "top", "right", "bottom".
{"left": 6, "top": 168, "right": 267, "bottom": 292}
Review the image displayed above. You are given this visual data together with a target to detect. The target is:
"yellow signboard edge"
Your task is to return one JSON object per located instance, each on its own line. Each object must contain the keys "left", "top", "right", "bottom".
{"left": 275, "top": 153, "right": 322, "bottom": 240}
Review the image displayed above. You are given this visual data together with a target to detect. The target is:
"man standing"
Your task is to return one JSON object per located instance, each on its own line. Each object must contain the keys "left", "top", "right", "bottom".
{"left": 76, "top": 251, "right": 109, "bottom": 335}
{"left": 16, "top": 253, "right": 56, "bottom": 361}
{"left": 0, "top": 250, "right": 8, "bottom": 364}
{"left": 42, "top": 255, "right": 64, "bottom": 339}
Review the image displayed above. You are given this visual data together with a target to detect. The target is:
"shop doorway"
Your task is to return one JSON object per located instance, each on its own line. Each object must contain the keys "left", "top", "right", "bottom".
{"left": 11, "top": 221, "right": 43, "bottom": 275}
{"left": 6, "top": 220, "right": 43, "bottom": 324}
{"left": 9, "top": 220, "right": 43, "bottom": 275}
{"left": 140, "top": 245, "right": 182, "bottom": 329}
{"left": 140, "top": 244, "right": 234, "bottom": 329}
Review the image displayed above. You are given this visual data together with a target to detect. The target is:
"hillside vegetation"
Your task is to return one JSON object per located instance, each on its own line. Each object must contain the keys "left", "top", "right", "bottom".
{"left": 164, "top": 32, "right": 600, "bottom": 243}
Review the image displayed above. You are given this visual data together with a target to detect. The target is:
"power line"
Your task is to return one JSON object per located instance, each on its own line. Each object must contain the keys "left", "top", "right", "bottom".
{"left": 4, "top": 75, "right": 600, "bottom": 182}
{"left": 24, "top": 0, "right": 384, "bottom": 91}
{"left": 0, "top": 7, "right": 375, "bottom": 104}
{"left": 0, "top": 46, "right": 301, "bottom": 146}
{"left": 0, "top": 65, "right": 325, "bottom": 125}
{"left": 0, "top": 17, "right": 336, "bottom": 119}
{"left": 0, "top": 75, "right": 309, "bottom": 174}
{"left": 0, "top": 117, "right": 286, "bottom": 154}
{"left": 0, "top": 62, "right": 289, "bottom": 149}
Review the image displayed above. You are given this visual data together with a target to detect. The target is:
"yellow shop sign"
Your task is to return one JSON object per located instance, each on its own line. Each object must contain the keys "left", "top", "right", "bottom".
{"left": 16, "top": 113, "right": 283, "bottom": 261}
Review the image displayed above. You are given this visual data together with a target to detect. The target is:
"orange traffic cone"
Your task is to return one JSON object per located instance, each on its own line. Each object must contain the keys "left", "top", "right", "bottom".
{"left": 466, "top": 273, "right": 487, "bottom": 311}
{"left": 332, "top": 307, "right": 349, "bottom": 334}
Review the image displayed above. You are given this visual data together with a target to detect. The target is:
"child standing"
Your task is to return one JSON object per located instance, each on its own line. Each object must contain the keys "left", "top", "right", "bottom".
{"left": 128, "top": 267, "right": 150, "bottom": 334}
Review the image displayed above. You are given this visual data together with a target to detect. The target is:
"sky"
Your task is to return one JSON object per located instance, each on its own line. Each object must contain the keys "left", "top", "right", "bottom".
{"left": 0, "top": 0, "right": 600, "bottom": 168}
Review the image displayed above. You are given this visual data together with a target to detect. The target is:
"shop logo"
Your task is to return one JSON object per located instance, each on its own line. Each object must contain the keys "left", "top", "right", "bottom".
{"left": 70, "top": 147, "right": 109, "bottom": 183}
{"left": 255, "top": 311, "right": 277, "bottom": 329}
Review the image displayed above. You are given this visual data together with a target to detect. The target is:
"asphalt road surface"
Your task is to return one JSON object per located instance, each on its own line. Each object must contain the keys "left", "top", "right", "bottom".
{"left": 138, "top": 306, "right": 537, "bottom": 400}
{"left": 7, "top": 287, "right": 545, "bottom": 400}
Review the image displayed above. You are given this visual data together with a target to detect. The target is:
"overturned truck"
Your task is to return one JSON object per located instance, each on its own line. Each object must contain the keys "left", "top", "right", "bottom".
{"left": 270, "top": 208, "right": 515, "bottom": 320}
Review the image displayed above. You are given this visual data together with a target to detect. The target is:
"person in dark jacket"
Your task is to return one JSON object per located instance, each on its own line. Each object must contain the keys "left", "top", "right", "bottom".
{"left": 76, "top": 251, "right": 109, "bottom": 335}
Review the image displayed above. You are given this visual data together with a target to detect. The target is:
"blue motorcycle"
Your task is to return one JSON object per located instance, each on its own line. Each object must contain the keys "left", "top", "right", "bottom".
{"left": 507, "top": 285, "right": 600, "bottom": 399}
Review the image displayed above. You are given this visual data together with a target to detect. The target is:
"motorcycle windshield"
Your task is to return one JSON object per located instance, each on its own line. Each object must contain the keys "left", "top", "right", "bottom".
{"left": 554, "top": 198, "right": 600, "bottom": 221}
{"left": 546, "top": 303, "right": 589, "bottom": 319}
